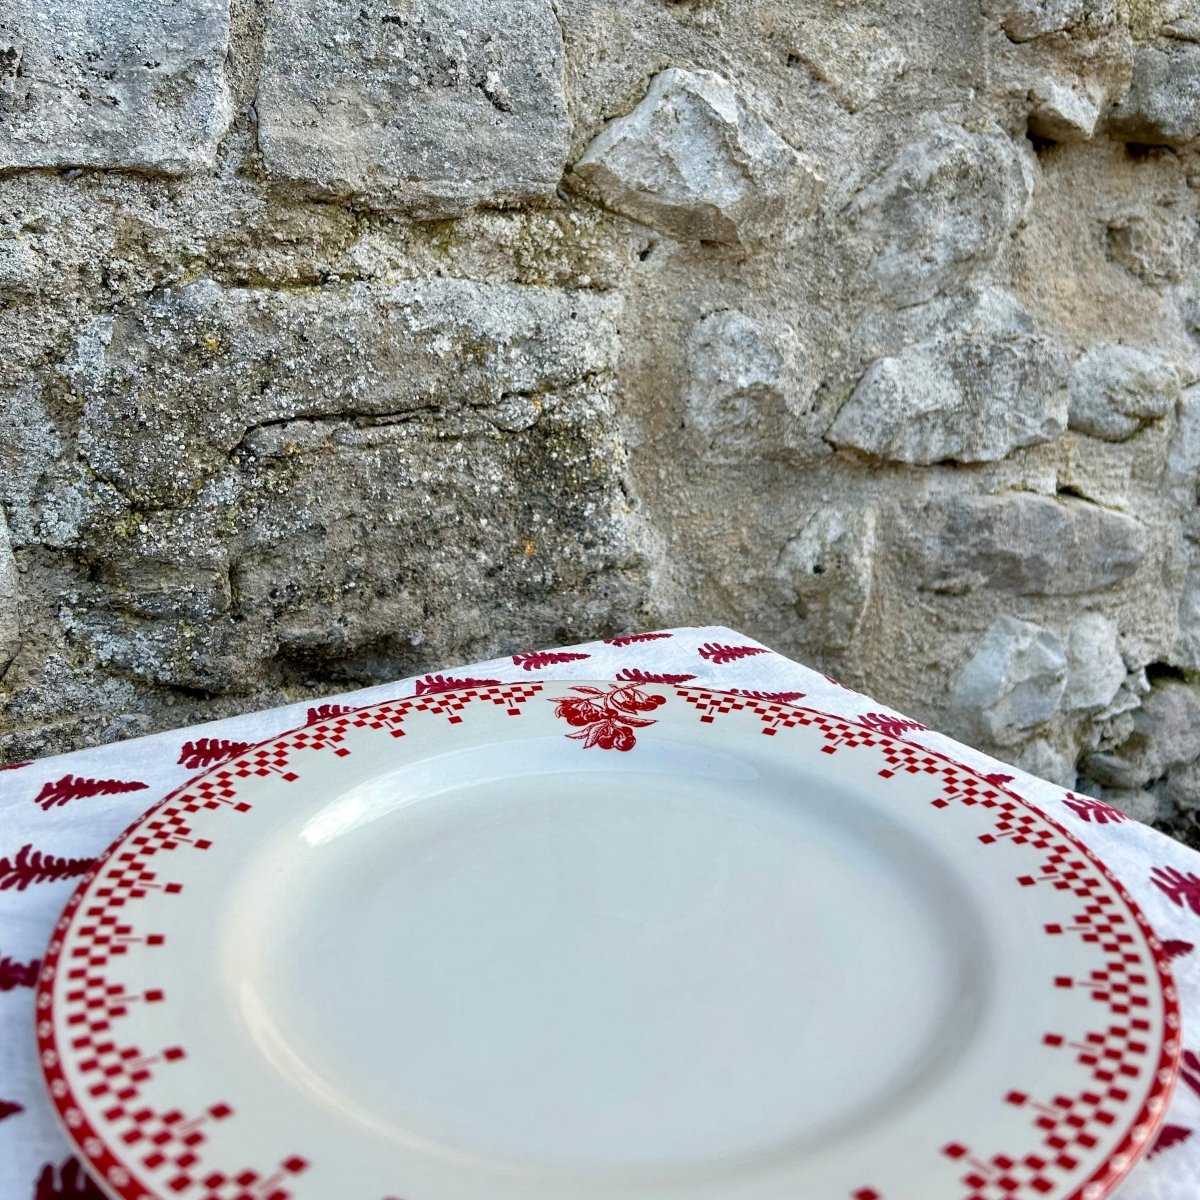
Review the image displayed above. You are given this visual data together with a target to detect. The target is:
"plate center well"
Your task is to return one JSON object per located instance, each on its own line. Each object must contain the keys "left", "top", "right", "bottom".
{"left": 229, "top": 740, "right": 987, "bottom": 1176}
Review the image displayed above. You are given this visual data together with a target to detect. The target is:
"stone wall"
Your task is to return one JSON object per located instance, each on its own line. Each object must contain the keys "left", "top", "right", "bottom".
{"left": 3, "top": 0, "right": 1200, "bottom": 839}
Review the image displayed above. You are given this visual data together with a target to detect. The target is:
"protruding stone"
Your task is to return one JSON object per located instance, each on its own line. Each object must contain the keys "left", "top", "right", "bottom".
{"left": 1028, "top": 79, "right": 1100, "bottom": 143}
{"left": 571, "top": 68, "right": 822, "bottom": 245}
{"left": 1108, "top": 43, "right": 1200, "bottom": 147}
{"left": 1083, "top": 680, "right": 1200, "bottom": 789}
{"left": 828, "top": 289, "right": 1067, "bottom": 464}
{"left": 846, "top": 118, "right": 1032, "bottom": 305}
{"left": 909, "top": 493, "right": 1148, "bottom": 595}
{"left": 1063, "top": 612, "right": 1126, "bottom": 711}
{"left": 684, "top": 310, "right": 806, "bottom": 461}
{"left": 777, "top": 509, "right": 877, "bottom": 651}
{"left": 980, "top": 0, "right": 1099, "bottom": 42}
{"left": 951, "top": 616, "right": 1067, "bottom": 745}
{"left": 1068, "top": 345, "right": 1180, "bottom": 441}
{"left": 1016, "top": 738, "right": 1076, "bottom": 789}
{"left": 0, "top": 507, "right": 17, "bottom": 675}
{"left": 257, "top": 0, "right": 569, "bottom": 215}
{"left": 0, "top": 0, "right": 232, "bottom": 173}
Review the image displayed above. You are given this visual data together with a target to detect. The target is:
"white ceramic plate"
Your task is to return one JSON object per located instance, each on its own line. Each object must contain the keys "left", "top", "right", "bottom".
{"left": 38, "top": 681, "right": 1180, "bottom": 1200}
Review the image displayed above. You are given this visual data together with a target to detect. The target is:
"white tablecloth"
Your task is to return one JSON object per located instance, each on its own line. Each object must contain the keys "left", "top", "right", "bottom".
{"left": 3, "top": 626, "right": 1199, "bottom": 1199}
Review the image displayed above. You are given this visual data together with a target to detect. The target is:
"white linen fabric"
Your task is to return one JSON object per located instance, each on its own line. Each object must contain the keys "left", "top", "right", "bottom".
{"left": 3, "top": 626, "right": 1199, "bottom": 1199}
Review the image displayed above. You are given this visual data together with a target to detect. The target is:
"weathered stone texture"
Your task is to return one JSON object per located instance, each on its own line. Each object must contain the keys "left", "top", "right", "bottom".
{"left": 0, "top": 0, "right": 232, "bottom": 173}
{"left": 7, "top": 0, "right": 1200, "bottom": 847}
{"left": 256, "top": 0, "right": 568, "bottom": 215}
{"left": 571, "top": 68, "right": 821, "bottom": 245}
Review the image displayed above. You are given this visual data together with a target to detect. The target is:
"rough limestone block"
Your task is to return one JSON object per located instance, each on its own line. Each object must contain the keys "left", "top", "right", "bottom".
{"left": 683, "top": 310, "right": 808, "bottom": 460}
{"left": 571, "top": 68, "right": 822, "bottom": 245}
{"left": 845, "top": 118, "right": 1032, "bottom": 305}
{"left": 0, "top": 507, "right": 17, "bottom": 675}
{"left": 1108, "top": 42, "right": 1200, "bottom": 147}
{"left": 1105, "top": 208, "right": 1195, "bottom": 284}
{"left": 1084, "top": 681, "right": 1200, "bottom": 789}
{"left": 951, "top": 616, "right": 1068, "bottom": 745}
{"left": 1177, "top": 566, "right": 1200, "bottom": 671}
{"left": 1167, "top": 384, "right": 1200, "bottom": 509}
{"left": 827, "top": 289, "right": 1067, "bottom": 464}
{"left": 1063, "top": 612, "right": 1126, "bottom": 711}
{"left": 0, "top": 0, "right": 232, "bottom": 173}
{"left": 909, "top": 493, "right": 1148, "bottom": 595}
{"left": 62, "top": 277, "right": 649, "bottom": 693}
{"left": 776, "top": 509, "right": 877, "bottom": 651}
{"left": 1028, "top": 79, "right": 1100, "bottom": 143}
{"left": 786, "top": 23, "right": 906, "bottom": 113}
{"left": 1068, "top": 344, "right": 1180, "bottom": 441}
{"left": 256, "top": 0, "right": 568, "bottom": 215}
{"left": 980, "top": 0, "right": 1102, "bottom": 42}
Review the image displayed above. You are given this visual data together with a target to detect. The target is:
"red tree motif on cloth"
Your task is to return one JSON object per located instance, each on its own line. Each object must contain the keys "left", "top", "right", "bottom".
{"left": 697, "top": 642, "right": 768, "bottom": 665}
{"left": 1063, "top": 793, "right": 1128, "bottom": 825}
{"left": 306, "top": 703, "right": 357, "bottom": 725}
{"left": 727, "top": 689, "right": 807, "bottom": 703}
{"left": 33, "top": 775, "right": 148, "bottom": 812}
{"left": 0, "top": 953, "right": 39, "bottom": 990}
{"left": 603, "top": 632, "right": 673, "bottom": 646}
{"left": 1180, "top": 1048, "right": 1200, "bottom": 1099}
{"left": 856, "top": 712, "right": 927, "bottom": 739}
{"left": 413, "top": 674, "right": 502, "bottom": 696}
{"left": 177, "top": 738, "right": 253, "bottom": 771}
{"left": 551, "top": 684, "right": 666, "bottom": 751}
{"left": 615, "top": 667, "right": 696, "bottom": 685}
{"left": 0, "top": 761, "right": 29, "bottom": 771}
{"left": 0, "top": 1099, "right": 22, "bottom": 1122}
{"left": 983, "top": 772, "right": 1014, "bottom": 786}
{"left": 1151, "top": 865, "right": 1200, "bottom": 915}
{"left": 1149, "top": 1124, "right": 1193, "bottom": 1158}
{"left": 512, "top": 650, "right": 592, "bottom": 671}
{"left": 34, "top": 1158, "right": 107, "bottom": 1200}
{"left": 1163, "top": 939, "right": 1196, "bottom": 960}
{"left": 0, "top": 845, "right": 94, "bottom": 891}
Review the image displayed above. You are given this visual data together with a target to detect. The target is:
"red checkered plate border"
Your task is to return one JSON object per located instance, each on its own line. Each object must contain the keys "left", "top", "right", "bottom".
{"left": 37, "top": 682, "right": 1181, "bottom": 1200}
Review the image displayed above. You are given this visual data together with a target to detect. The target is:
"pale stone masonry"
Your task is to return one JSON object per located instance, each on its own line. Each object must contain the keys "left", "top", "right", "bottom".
{"left": 4, "top": 0, "right": 1200, "bottom": 840}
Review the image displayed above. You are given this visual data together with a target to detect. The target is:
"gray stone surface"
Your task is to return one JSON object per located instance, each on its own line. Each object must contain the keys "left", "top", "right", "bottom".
{"left": 844, "top": 118, "right": 1032, "bottom": 305}
{"left": 1028, "top": 79, "right": 1100, "bottom": 143}
{"left": 951, "top": 616, "right": 1068, "bottom": 744}
{"left": 571, "top": 68, "right": 821, "bottom": 245}
{"left": 0, "top": 0, "right": 232, "bottom": 173}
{"left": 0, "top": 508, "right": 18, "bottom": 676}
{"left": 257, "top": 0, "right": 568, "bottom": 215}
{"left": 908, "top": 493, "right": 1148, "bottom": 596}
{"left": 1108, "top": 42, "right": 1200, "bottom": 147}
{"left": 827, "top": 289, "right": 1067, "bottom": 464}
{"left": 1063, "top": 612, "right": 1126, "bottom": 712}
{"left": 4, "top": 0, "right": 1200, "bottom": 853}
{"left": 1084, "top": 680, "right": 1200, "bottom": 789}
{"left": 1068, "top": 344, "right": 1180, "bottom": 441}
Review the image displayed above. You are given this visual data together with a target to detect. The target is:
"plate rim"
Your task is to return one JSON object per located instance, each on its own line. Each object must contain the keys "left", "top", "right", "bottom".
{"left": 34, "top": 680, "right": 1183, "bottom": 1200}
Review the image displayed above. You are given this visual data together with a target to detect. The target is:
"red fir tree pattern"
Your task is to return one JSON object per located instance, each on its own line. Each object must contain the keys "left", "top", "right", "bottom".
{"left": 728, "top": 689, "right": 807, "bottom": 703}
{"left": 511, "top": 650, "right": 591, "bottom": 671}
{"left": 0, "top": 953, "right": 39, "bottom": 990}
{"left": 1163, "top": 939, "right": 1196, "bottom": 960}
{"left": 177, "top": 738, "right": 253, "bottom": 771}
{"left": 34, "top": 1158, "right": 107, "bottom": 1200}
{"left": 856, "top": 712, "right": 927, "bottom": 739}
{"left": 306, "top": 703, "right": 357, "bottom": 725}
{"left": 33, "top": 774, "right": 148, "bottom": 812}
{"left": 1151, "top": 865, "right": 1200, "bottom": 915}
{"left": 0, "top": 1099, "right": 22, "bottom": 1122}
{"left": 0, "top": 761, "right": 29, "bottom": 771}
{"left": 602, "top": 632, "right": 673, "bottom": 647}
{"left": 1180, "top": 1048, "right": 1200, "bottom": 1099}
{"left": 983, "top": 773, "right": 1014, "bottom": 786}
{"left": 551, "top": 684, "right": 666, "bottom": 751}
{"left": 413, "top": 674, "right": 501, "bottom": 696}
{"left": 697, "top": 642, "right": 768, "bottom": 665}
{"left": 0, "top": 845, "right": 94, "bottom": 892}
{"left": 1063, "top": 792, "right": 1128, "bottom": 825}
{"left": 615, "top": 667, "right": 697, "bottom": 685}
{"left": 1149, "top": 1123, "right": 1192, "bottom": 1158}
